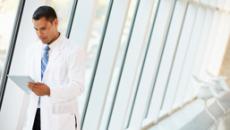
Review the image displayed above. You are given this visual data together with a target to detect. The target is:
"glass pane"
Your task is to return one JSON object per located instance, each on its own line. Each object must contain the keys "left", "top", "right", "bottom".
{"left": 158, "top": 0, "right": 189, "bottom": 116}
{"left": 79, "top": 0, "right": 111, "bottom": 115}
{"left": 42, "top": 0, "right": 75, "bottom": 34}
{"left": 170, "top": 4, "right": 198, "bottom": 108}
{"left": 99, "top": 0, "right": 140, "bottom": 129}
{"left": 0, "top": 0, "right": 20, "bottom": 85}
{"left": 145, "top": 0, "right": 178, "bottom": 120}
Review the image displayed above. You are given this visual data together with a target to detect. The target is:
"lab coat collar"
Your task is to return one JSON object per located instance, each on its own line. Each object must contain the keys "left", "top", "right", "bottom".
{"left": 44, "top": 33, "right": 63, "bottom": 51}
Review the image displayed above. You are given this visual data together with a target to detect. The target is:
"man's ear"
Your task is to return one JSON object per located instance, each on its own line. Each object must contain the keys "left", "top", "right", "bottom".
{"left": 53, "top": 18, "right": 58, "bottom": 27}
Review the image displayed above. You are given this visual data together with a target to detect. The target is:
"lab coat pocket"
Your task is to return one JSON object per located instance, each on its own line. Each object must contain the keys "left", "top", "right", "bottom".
{"left": 52, "top": 100, "right": 77, "bottom": 114}
{"left": 51, "top": 100, "right": 76, "bottom": 130}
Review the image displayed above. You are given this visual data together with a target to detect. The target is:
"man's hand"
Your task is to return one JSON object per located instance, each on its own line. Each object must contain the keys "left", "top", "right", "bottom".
{"left": 27, "top": 82, "right": 50, "bottom": 96}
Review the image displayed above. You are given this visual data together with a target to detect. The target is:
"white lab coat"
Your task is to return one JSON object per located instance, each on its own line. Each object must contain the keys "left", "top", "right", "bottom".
{"left": 23, "top": 35, "right": 85, "bottom": 130}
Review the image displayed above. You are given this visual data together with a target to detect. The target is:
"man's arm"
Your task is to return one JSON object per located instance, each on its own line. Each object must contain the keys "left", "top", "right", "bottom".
{"left": 50, "top": 47, "right": 86, "bottom": 103}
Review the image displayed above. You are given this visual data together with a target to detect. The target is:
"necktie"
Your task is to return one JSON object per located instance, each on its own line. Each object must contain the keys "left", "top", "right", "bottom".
{"left": 38, "top": 45, "right": 49, "bottom": 107}
{"left": 41, "top": 45, "right": 50, "bottom": 80}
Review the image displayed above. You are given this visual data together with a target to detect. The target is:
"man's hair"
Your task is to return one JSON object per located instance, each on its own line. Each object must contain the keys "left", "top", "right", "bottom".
{"left": 33, "top": 6, "right": 57, "bottom": 22}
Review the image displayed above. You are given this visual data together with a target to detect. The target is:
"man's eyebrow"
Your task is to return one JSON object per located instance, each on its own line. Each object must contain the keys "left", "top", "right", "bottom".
{"left": 34, "top": 27, "right": 46, "bottom": 30}
{"left": 40, "top": 27, "right": 46, "bottom": 30}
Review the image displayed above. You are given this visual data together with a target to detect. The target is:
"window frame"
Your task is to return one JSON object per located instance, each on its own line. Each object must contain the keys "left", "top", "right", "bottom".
{"left": 0, "top": 0, "right": 25, "bottom": 111}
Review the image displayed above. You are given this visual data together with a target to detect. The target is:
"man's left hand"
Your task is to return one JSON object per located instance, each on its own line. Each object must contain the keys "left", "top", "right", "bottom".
{"left": 27, "top": 82, "right": 50, "bottom": 96}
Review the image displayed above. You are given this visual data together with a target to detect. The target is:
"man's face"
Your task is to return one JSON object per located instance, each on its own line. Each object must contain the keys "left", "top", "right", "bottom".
{"left": 32, "top": 17, "right": 58, "bottom": 44}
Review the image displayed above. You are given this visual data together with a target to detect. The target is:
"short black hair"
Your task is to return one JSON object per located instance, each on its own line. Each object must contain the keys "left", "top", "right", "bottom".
{"left": 33, "top": 6, "right": 57, "bottom": 21}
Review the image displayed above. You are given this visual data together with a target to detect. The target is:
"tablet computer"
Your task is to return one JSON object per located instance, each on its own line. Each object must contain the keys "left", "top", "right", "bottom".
{"left": 8, "top": 75, "right": 34, "bottom": 94}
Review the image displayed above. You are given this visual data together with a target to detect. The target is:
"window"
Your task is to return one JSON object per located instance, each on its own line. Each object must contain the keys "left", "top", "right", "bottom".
{"left": 70, "top": 0, "right": 112, "bottom": 120}
{"left": 145, "top": 0, "right": 178, "bottom": 121}
{"left": 0, "top": 0, "right": 229, "bottom": 129}
{"left": 41, "top": 0, "right": 75, "bottom": 35}
{"left": 0, "top": 0, "right": 21, "bottom": 109}
{"left": 99, "top": 0, "right": 140, "bottom": 129}
{"left": 157, "top": 0, "right": 190, "bottom": 116}
{"left": 166, "top": 3, "right": 198, "bottom": 109}
{"left": 0, "top": 0, "right": 20, "bottom": 91}
{"left": 105, "top": 0, "right": 160, "bottom": 129}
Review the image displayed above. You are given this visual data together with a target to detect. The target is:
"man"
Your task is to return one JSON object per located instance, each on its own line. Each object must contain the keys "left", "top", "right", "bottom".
{"left": 23, "top": 6, "right": 85, "bottom": 130}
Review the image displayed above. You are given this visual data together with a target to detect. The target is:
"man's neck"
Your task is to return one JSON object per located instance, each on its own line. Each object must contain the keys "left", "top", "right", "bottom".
{"left": 47, "top": 32, "right": 60, "bottom": 45}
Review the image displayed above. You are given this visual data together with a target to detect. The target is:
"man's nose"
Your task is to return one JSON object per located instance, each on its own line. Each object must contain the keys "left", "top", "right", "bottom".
{"left": 37, "top": 31, "right": 43, "bottom": 37}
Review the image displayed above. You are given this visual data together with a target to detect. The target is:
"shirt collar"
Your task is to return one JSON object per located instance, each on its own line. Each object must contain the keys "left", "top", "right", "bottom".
{"left": 43, "top": 33, "right": 63, "bottom": 51}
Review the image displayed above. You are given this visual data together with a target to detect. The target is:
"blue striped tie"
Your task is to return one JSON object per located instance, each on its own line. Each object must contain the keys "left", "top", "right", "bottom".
{"left": 38, "top": 45, "right": 49, "bottom": 107}
{"left": 41, "top": 45, "right": 50, "bottom": 80}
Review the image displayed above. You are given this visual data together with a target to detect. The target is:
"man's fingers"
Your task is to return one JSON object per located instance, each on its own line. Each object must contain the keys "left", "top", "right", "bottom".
{"left": 28, "top": 82, "right": 41, "bottom": 87}
{"left": 27, "top": 82, "right": 35, "bottom": 87}
{"left": 27, "top": 83, "right": 34, "bottom": 90}
{"left": 27, "top": 82, "right": 40, "bottom": 92}
{"left": 34, "top": 82, "right": 44, "bottom": 86}
{"left": 26, "top": 82, "right": 49, "bottom": 96}
{"left": 28, "top": 86, "right": 40, "bottom": 96}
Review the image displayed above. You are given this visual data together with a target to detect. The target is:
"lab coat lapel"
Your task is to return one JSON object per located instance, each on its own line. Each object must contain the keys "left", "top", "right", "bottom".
{"left": 42, "top": 47, "right": 62, "bottom": 81}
